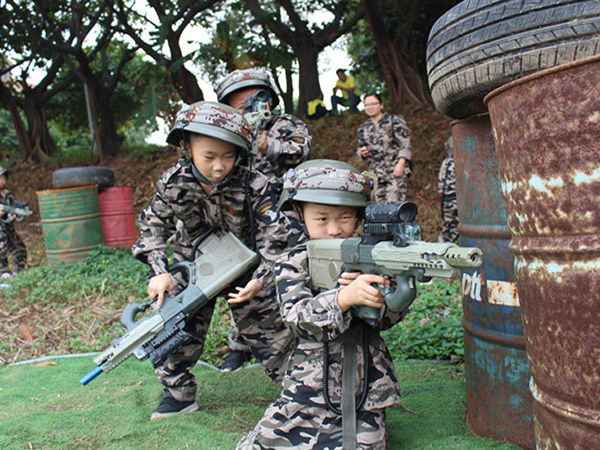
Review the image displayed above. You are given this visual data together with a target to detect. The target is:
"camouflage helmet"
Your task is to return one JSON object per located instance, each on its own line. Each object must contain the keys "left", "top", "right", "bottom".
{"left": 0, "top": 167, "right": 7, "bottom": 177}
{"left": 277, "top": 159, "right": 375, "bottom": 211}
{"left": 214, "top": 68, "right": 280, "bottom": 109}
{"left": 166, "top": 101, "right": 251, "bottom": 151}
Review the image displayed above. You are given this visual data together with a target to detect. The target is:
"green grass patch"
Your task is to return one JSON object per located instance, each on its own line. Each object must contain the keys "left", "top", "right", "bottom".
{"left": 0, "top": 357, "right": 520, "bottom": 449}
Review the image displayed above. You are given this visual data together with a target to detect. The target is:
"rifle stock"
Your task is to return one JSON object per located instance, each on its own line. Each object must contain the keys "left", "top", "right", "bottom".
{"left": 81, "top": 232, "right": 259, "bottom": 385}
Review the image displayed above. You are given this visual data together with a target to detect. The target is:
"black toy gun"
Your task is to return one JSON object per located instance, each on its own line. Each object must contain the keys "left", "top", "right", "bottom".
{"left": 81, "top": 231, "right": 259, "bottom": 385}
{"left": 0, "top": 200, "right": 33, "bottom": 223}
{"left": 242, "top": 89, "right": 278, "bottom": 156}
{"left": 307, "top": 202, "right": 483, "bottom": 323}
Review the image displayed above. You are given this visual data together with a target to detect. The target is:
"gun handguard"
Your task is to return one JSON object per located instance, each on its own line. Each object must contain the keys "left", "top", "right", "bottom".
{"left": 0, "top": 201, "right": 33, "bottom": 223}
{"left": 307, "top": 237, "right": 483, "bottom": 324}
{"left": 81, "top": 232, "right": 259, "bottom": 385}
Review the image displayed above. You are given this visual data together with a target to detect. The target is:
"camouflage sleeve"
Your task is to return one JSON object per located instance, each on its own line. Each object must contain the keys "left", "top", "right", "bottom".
{"left": 131, "top": 169, "right": 178, "bottom": 276}
{"left": 391, "top": 114, "right": 412, "bottom": 161}
{"left": 250, "top": 175, "right": 308, "bottom": 287}
{"left": 265, "top": 114, "right": 311, "bottom": 176}
{"left": 275, "top": 245, "right": 353, "bottom": 342}
{"left": 356, "top": 122, "right": 367, "bottom": 158}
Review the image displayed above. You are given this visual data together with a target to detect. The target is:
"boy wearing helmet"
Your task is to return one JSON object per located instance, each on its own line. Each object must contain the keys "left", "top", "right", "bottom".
{"left": 132, "top": 102, "right": 303, "bottom": 420}
{"left": 235, "top": 160, "right": 405, "bottom": 450}
{"left": 0, "top": 167, "right": 27, "bottom": 277}
{"left": 214, "top": 67, "right": 312, "bottom": 371}
{"left": 214, "top": 67, "right": 311, "bottom": 180}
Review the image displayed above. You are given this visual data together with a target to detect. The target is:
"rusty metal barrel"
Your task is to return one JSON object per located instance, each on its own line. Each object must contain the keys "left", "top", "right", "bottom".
{"left": 452, "top": 113, "right": 534, "bottom": 449}
{"left": 485, "top": 54, "right": 600, "bottom": 449}
{"left": 98, "top": 186, "right": 137, "bottom": 248}
{"left": 36, "top": 185, "right": 104, "bottom": 266}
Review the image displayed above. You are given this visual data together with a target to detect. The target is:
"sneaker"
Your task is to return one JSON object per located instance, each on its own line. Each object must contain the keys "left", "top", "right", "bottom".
{"left": 150, "top": 390, "right": 199, "bottom": 420}
{"left": 220, "top": 350, "right": 252, "bottom": 372}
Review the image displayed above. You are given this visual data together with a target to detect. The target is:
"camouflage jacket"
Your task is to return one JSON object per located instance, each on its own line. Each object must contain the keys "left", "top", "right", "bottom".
{"left": 275, "top": 241, "right": 403, "bottom": 411}
{"left": 356, "top": 112, "right": 411, "bottom": 180}
{"left": 438, "top": 155, "right": 456, "bottom": 199}
{"left": 252, "top": 113, "right": 311, "bottom": 179}
{"left": 132, "top": 161, "right": 305, "bottom": 287}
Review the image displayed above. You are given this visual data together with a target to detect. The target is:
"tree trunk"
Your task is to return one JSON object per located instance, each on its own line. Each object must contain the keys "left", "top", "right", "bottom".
{"left": 0, "top": 83, "right": 33, "bottom": 161}
{"left": 295, "top": 41, "right": 323, "bottom": 117}
{"left": 362, "top": 0, "right": 428, "bottom": 114}
{"left": 21, "top": 98, "right": 54, "bottom": 163}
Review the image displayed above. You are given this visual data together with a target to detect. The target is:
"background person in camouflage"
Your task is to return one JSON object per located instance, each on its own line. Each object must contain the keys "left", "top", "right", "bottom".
{"left": 236, "top": 160, "right": 406, "bottom": 450}
{"left": 357, "top": 93, "right": 412, "bottom": 204}
{"left": 437, "top": 136, "right": 459, "bottom": 243}
{"left": 214, "top": 67, "right": 312, "bottom": 371}
{"left": 132, "top": 102, "right": 303, "bottom": 420}
{"left": 0, "top": 167, "right": 27, "bottom": 277}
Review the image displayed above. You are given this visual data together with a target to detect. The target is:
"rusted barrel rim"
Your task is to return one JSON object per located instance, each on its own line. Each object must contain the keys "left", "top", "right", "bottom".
{"left": 462, "top": 316, "right": 527, "bottom": 350}
{"left": 484, "top": 53, "right": 600, "bottom": 105}
{"left": 530, "top": 378, "right": 600, "bottom": 428}
{"left": 450, "top": 111, "right": 490, "bottom": 126}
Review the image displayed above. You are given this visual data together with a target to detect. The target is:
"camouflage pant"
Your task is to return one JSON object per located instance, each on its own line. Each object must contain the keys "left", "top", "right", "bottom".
{"left": 373, "top": 172, "right": 409, "bottom": 205}
{"left": 237, "top": 400, "right": 387, "bottom": 449}
{"left": 0, "top": 222, "right": 27, "bottom": 274}
{"left": 437, "top": 195, "right": 459, "bottom": 243}
{"left": 156, "top": 284, "right": 296, "bottom": 402}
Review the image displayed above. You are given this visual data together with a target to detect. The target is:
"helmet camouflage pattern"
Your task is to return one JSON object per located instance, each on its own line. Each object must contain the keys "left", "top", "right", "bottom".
{"left": 277, "top": 159, "right": 375, "bottom": 211}
{"left": 214, "top": 68, "right": 280, "bottom": 108}
{"left": 167, "top": 101, "right": 251, "bottom": 151}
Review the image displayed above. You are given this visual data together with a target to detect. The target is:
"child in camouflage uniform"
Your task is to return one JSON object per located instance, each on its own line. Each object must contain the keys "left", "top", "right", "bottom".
{"left": 132, "top": 102, "right": 303, "bottom": 420}
{"left": 236, "top": 160, "right": 405, "bottom": 450}
{"left": 357, "top": 93, "right": 412, "bottom": 204}
{"left": 437, "top": 137, "right": 459, "bottom": 243}
{"left": 214, "top": 67, "right": 312, "bottom": 371}
{"left": 0, "top": 167, "right": 27, "bottom": 277}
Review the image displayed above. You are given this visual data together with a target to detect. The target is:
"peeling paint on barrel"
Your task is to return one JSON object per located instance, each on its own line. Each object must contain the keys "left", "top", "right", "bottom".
{"left": 36, "top": 185, "right": 104, "bottom": 266}
{"left": 453, "top": 114, "right": 534, "bottom": 449}
{"left": 486, "top": 54, "right": 600, "bottom": 449}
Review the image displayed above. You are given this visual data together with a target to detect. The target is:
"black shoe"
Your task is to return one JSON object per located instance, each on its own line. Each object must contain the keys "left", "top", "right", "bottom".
{"left": 150, "top": 390, "right": 199, "bottom": 420}
{"left": 220, "top": 350, "right": 252, "bottom": 372}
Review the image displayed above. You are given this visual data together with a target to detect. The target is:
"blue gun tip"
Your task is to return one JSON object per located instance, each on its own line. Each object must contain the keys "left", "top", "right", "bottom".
{"left": 80, "top": 366, "right": 104, "bottom": 385}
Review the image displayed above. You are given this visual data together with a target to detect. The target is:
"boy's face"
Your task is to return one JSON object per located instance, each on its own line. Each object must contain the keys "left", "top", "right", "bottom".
{"left": 302, "top": 202, "right": 358, "bottom": 240}
{"left": 189, "top": 135, "right": 239, "bottom": 185}
{"left": 0, "top": 175, "right": 6, "bottom": 188}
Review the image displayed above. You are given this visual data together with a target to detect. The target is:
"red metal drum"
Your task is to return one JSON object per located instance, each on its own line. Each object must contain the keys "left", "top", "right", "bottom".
{"left": 98, "top": 187, "right": 137, "bottom": 248}
{"left": 453, "top": 114, "right": 534, "bottom": 449}
{"left": 485, "top": 54, "right": 600, "bottom": 449}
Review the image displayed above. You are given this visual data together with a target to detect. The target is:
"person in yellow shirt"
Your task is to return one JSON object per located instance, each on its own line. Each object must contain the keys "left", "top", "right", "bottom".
{"left": 331, "top": 69, "right": 360, "bottom": 114}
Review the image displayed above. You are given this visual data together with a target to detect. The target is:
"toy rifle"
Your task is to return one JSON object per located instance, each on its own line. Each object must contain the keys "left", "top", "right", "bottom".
{"left": 307, "top": 202, "right": 483, "bottom": 323}
{"left": 81, "top": 231, "right": 259, "bottom": 385}
{"left": 242, "top": 89, "right": 278, "bottom": 156}
{"left": 0, "top": 200, "right": 33, "bottom": 223}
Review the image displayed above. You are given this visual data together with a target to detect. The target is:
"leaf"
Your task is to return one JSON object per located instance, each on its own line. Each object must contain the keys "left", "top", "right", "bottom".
{"left": 18, "top": 323, "right": 36, "bottom": 342}
{"left": 419, "top": 317, "right": 431, "bottom": 326}
{"left": 34, "top": 361, "right": 57, "bottom": 367}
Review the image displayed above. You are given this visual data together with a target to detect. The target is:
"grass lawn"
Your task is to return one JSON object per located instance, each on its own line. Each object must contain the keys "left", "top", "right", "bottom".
{"left": 0, "top": 356, "right": 521, "bottom": 449}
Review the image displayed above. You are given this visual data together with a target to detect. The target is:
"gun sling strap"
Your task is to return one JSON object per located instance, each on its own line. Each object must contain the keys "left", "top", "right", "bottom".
{"left": 322, "top": 320, "right": 373, "bottom": 449}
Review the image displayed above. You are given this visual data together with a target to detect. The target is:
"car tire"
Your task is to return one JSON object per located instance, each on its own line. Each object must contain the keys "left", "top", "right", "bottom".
{"left": 427, "top": 0, "right": 600, "bottom": 119}
{"left": 52, "top": 167, "right": 115, "bottom": 189}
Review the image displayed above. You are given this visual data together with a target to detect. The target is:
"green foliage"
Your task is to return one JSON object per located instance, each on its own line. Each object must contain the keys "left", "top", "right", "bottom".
{"left": 382, "top": 278, "right": 464, "bottom": 362}
{"left": 4, "top": 246, "right": 148, "bottom": 306}
{"left": 0, "top": 108, "right": 20, "bottom": 162}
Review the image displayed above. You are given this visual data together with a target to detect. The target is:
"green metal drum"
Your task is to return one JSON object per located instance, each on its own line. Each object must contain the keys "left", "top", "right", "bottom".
{"left": 36, "top": 185, "right": 104, "bottom": 266}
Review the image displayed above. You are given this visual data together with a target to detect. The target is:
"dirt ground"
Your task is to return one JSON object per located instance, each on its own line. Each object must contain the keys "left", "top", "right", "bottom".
{"left": 7, "top": 105, "right": 452, "bottom": 266}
